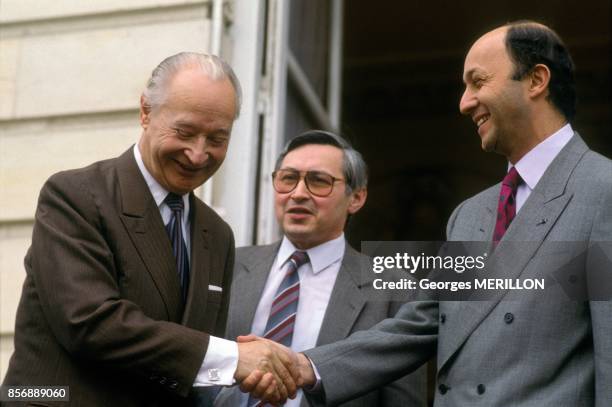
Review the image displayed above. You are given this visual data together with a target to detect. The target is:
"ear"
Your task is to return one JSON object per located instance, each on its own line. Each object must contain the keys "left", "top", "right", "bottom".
{"left": 347, "top": 188, "right": 367, "bottom": 215}
{"left": 139, "top": 94, "right": 151, "bottom": 128}
{"left": 528, "top": 64, "right": 551, "bottom": 99}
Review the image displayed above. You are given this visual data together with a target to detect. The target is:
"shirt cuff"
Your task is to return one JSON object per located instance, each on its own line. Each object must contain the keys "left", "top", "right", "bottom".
{"left": 303, "top": 355, "right": 323, "bottom": 393}
{"left": 193, "top": 336, "right": 238, "bottom": 387}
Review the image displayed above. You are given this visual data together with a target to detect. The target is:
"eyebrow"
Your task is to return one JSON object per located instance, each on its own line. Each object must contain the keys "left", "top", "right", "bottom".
{"left": 174, "top": 121, "right": 198, "bottom": 130}
{"left": 462, "top": 68, "right": 477, "bottom": 84}
{"left": 174, "top": 121, "right": 231, "bottom": 136}
{"left": 463, "top": 68, "right": 487, "bottom": 85}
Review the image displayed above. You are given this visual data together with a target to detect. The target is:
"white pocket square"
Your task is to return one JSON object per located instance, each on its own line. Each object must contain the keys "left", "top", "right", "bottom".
{"left": 208, "top": 285, "right": 223, "bottom": 292}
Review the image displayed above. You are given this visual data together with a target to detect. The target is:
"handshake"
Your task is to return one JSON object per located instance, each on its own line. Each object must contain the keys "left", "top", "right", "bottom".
{"left": 234, "top": 335, "right": 317, "bottom": 405}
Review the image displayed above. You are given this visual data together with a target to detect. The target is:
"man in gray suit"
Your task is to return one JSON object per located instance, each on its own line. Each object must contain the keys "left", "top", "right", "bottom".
{"left": 215, "top": 131, "right": 426, "bottom": 406}
{"left": 240, "top": 21, "right": 612, "bottom": 406}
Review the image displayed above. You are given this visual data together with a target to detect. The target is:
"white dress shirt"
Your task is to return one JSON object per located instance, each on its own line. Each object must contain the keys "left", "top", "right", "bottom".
{"left": 133, "top": 145, "right": 238, "bottom": 387}
{"left": 510, "top": 123, "right": 574, "bottom": 212}
{"left": 237, "top": 234, "right": 345, "bottom": 407}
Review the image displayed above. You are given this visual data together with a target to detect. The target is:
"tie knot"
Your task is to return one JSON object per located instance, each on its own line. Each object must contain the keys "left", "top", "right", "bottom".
{"left": 502, "top": 167, "right": 521, "bottom": 189}
{"left": 289, "top": 251, "right": 309, "bottom": 270}
{"left": 164, "top": 193, "right": 184, "bottom": 212}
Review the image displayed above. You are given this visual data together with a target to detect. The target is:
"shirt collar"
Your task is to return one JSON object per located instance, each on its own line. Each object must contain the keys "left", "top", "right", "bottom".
{"left": 133, "top": 144, "right": 189, "bottom": 210}
{"left": 510, "top": 123, "right": 574, "bottom": 190}
{"left": 277, "top": 234, "right": 346, "bottom": 275}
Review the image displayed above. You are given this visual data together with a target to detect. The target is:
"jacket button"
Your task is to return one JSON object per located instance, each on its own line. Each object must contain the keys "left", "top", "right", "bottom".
{"left": 477, "top": 384, "right": 486, "bottom": 394}
{"left": 438, "top": 383, "right": 449, "bottom": 394}
{"left": 504, "top": 312, "right": 514, "bottom": 324}
{"left": 440, "top": 313, "right": 446, "bottom": 324}
{"left": 168, "top": 380, "right": 178, "bottom": 390}
{"left": 159, "top": 376, "right": 167, "bottom": 385}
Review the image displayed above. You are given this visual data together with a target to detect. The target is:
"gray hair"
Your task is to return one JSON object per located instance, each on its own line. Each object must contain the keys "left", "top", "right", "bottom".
{"left": 142, "top": 52, "right": 242, "bottom": 118}
{"left": 274, "top": 130, "right": 368, "bottom": 195}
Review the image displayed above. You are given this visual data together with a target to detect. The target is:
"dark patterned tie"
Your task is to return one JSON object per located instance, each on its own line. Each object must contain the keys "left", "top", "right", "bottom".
{"left": 248, "top": 250, "right": 309, "bottom": 407}
{"left": 493, "top": 167, "right": 522, "bottom": 243}
{"left": 164, "top": 193, "right": 190, "bottom": 302}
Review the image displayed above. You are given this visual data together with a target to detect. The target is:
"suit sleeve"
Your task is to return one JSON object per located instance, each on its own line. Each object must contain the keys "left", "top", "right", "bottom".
{"left": 28, "top": 173, "right": 209, "bottom": 397}
{"left": 304, "top": 299, "right": 438, "bottom": 406}
{"left": 589, "top": 186, "right": 612, "bottom": 406}
{"left": 377, "top": 301, "right": 428, "bottom": 407}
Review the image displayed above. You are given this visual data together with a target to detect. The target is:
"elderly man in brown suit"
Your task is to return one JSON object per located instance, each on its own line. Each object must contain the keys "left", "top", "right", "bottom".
{"left": 2, "top": 53, "right": 298, "bottom": 406}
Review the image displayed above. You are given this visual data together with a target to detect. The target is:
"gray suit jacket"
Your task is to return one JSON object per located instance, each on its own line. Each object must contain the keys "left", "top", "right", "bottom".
{"left": 304, "top": 134, "right": 612, "bottom": 406}
{"left": 215, "top": 242, "right": 427, "bottom": 407}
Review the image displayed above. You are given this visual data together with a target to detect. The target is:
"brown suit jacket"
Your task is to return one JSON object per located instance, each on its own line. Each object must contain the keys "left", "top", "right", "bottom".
{"left": 3, "top": 147, "right": 235, "bottom": 406}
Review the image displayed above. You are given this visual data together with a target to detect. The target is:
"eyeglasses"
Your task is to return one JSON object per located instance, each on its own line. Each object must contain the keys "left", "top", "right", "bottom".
{"left": 272, "top": 168, "right": 344, "bottom": 197}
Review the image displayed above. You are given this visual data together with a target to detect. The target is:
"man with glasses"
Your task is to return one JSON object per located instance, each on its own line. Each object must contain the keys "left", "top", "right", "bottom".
{"left": 214, "top": 130, "right": 426, "bottom": 406}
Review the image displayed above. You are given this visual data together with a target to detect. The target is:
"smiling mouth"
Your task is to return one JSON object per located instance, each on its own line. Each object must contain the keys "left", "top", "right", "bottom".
{"left": 175, "top": 160, "right": 205, "bottom": 173}
{"left": 476, "top": 115, "right": 490, "bottom": 128}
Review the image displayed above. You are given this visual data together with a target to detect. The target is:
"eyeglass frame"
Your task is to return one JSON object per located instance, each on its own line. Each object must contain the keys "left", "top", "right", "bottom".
{"left": 271, "top": 168, "right": 346, "bottom": 197}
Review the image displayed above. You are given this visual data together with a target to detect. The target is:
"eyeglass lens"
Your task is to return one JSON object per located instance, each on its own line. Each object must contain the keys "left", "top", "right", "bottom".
{"left": 273, "top": 169, "right": 335, "bottom": 196}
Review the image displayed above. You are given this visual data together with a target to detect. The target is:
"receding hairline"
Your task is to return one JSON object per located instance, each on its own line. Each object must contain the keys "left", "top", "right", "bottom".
{"left": 142, "top": 52, "right": 242, "bottom": 118}
{"left": 462, "top": 26, "right": 508, "bottom": 83}
{"left": 166, "top": 65, "right": 236, "bottom": 94}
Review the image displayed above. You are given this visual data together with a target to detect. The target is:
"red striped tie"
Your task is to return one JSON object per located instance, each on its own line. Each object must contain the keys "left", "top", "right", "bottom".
{"left": 262, "top": 251, "right": 309, "bottom": 345}
{"left": 249, "top": 251, "right": 309, "bottom": 407}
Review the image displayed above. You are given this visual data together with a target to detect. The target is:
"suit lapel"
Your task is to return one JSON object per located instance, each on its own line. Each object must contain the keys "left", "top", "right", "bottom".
{"left": 182, "top": 196, "right": 211, "bottom": 327}
{"left": 116, "top": 148, "right": 183, "bottom": 322}
{"left": 440, "top": 134, "right": 589, "bottom": 369}
{"left": 316, "top": 245, "right": 366, "bottom": 345}
{"left": 475, "top": 187, "right": 499, "bottom": 244}
{"left": 231, "top": 244, "right": 280, "bottom": 337}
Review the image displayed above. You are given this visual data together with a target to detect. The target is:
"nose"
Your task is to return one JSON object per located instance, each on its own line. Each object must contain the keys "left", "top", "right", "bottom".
{"left": 184, "top": 137, "right": 208, "bottom": 167}
{"left": 290, "top": 177, "right": 310, "bottom": 200}
{"left": 459, "top": 87, "right": 477, "bottom": 116}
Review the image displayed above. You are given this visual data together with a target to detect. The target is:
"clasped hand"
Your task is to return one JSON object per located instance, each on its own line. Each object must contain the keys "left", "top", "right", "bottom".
{"left": 234, "top": 335, "right": 316, "bottom": 405}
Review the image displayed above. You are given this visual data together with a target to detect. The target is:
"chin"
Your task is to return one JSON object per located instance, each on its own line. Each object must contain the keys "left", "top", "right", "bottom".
{"left": 481, "top": 135, "right": 497, "bottom": 153}
{"left": 284, "top": 224, "right": 312, "bottom": 237}
{"left": 168, "top": 182, "right": 195, "bottom": 195}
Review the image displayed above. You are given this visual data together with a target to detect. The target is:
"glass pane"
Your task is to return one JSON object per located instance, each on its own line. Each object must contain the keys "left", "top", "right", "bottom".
{"left": 284, "top": 80, "right": 317, "bottom": 142}
{"left": 288, "top": 0, "right": 330, "bottom": 106}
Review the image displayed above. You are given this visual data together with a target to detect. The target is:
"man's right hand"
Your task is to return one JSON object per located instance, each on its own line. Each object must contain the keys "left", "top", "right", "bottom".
{"left": 234, "top": 335, "right": 301, "bottom": 405}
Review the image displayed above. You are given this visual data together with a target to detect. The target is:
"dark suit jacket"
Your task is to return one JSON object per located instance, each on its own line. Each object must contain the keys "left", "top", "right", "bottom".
{"left": 3, "top": 147, "right": 235, "bottom": 406}
{"left": 215, "top": 242, "right": 426, "bottom": 407}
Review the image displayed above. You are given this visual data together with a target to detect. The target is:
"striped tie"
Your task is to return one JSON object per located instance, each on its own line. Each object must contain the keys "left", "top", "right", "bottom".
{"left": 263, "top": 250, "right": 309, "bottom": 345}
{"left": 164, "top": 193, "right": 190, "bottom": 302}
{"left": 248, "top": 250, "right": 309, "bottom": 407}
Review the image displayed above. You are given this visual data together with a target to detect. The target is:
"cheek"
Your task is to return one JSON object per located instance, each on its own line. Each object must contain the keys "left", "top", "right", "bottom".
{"left": 156, "top": 137, "right": 184, "bottom": 159}
{"left": 274, "top": 195, "right": 288, "bottom": 218}
{"left": 210, "top": 146, "right": 229, "bottom": 163}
